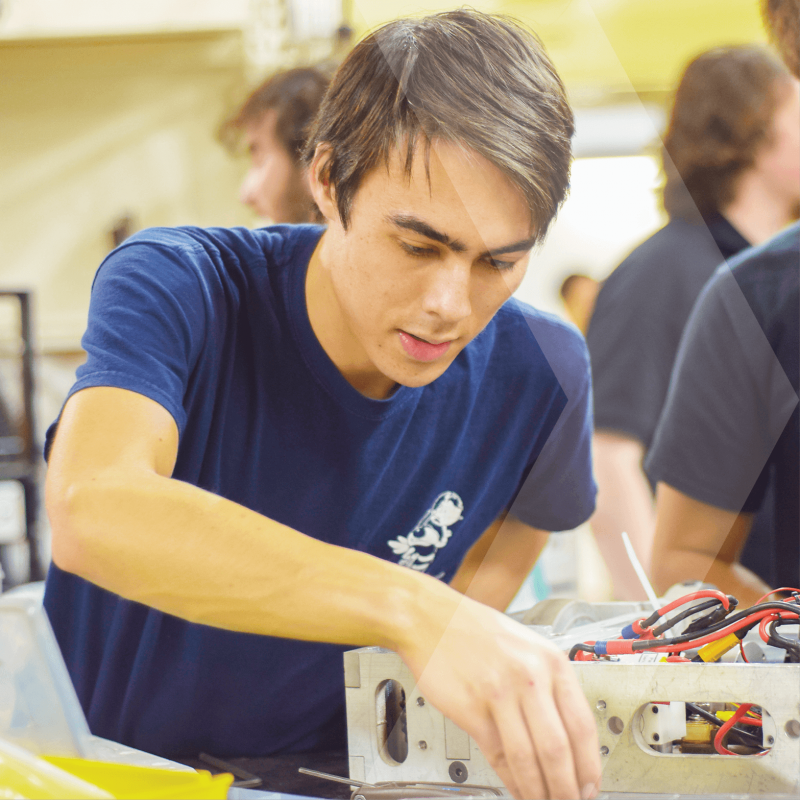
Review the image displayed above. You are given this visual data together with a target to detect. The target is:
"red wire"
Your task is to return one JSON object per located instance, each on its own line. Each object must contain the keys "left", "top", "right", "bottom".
{"left": 656, "top": 589, "right": 731, "bottom": 617}
{"left": 714, "top": 703, "right": 754, "bottom": 755}
{"left": 646, "top": 608, "right": 798, "bottom": 654}
{"left": 739, "top": 640, "right": 749, "bottom": 662}
{"left": 755, "top": 587, "right": 800, "bottom": 605}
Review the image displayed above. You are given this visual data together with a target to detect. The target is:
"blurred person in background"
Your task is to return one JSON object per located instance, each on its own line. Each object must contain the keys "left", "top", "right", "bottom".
{"left": 221, "top": 67, "right": 329, "bottom": 223}
{"left": 559, "top": 272, "right": 599, "bottom": 335}
{"left": 586, "top": 44, "right": 800, "bottom": 599}
{"left": 648, "top": 0, "right": 800, "bottom": 607}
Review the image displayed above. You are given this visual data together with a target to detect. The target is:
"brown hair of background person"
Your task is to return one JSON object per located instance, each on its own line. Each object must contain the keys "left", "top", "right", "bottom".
{"left": 662, "top": 46, "right": 794, "bottom": 219}
{"left": 762, "top": 0, "right": 800, "bottom": 77}
{"left": 559, "top": 273, "right": 599, "bottom": 335}
{"left": 303, "top": 12, "right": 574, "bottom": 238}
{"left": 221, "top": 67, "right": 329, "bottom": 223}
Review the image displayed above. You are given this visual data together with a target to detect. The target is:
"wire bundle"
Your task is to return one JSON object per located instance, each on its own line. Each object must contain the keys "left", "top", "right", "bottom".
{"left": 568, "top": 588, "right": 800, "bottom": 663}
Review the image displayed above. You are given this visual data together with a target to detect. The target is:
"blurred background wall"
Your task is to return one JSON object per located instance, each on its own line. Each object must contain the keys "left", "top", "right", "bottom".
{"left": 0, "top": 0, "right": 771, "bottom": 584}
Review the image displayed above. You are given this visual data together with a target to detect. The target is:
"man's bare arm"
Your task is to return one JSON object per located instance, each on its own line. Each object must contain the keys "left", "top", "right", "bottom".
{"left": 451, "top": 515, "right": 548, "bottom": 611}
{"left": 48, "top": 386, "right": 601, "bottom": 800}
{"left": 650, "top": 482, "right": 766, "bottom": 607}
{"left": 589, "top": 431, "right": 654, "bottom": 600}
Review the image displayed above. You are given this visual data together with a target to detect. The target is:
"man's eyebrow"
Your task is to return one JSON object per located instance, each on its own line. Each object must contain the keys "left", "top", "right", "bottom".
{"left": 387, "top": 213, "right": 536, "bottom": 258}
{"left": 387, "top": 214, "right": 467, "bottom": 252}
{"left": 485, "top": 237, "right": 537, "bottom": 257}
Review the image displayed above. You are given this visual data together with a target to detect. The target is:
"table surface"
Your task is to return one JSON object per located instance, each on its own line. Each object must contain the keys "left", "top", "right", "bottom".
{"left": 180, "top": 749, "right": 351, "bottom": 799}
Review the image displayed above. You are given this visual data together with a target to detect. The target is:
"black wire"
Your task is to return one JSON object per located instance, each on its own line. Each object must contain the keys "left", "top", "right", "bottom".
{"left": 684, "top": 703, "right": 764, "bottom": 749}
{"left": 568, "top": 643, "right": 594, "bottom": 661}
{"left": 630, "top": 602, "right": 800, "bottom": 652}
{"left": 650, "top": 599, "right": 723, "bottom": 637}
{"left": 767, "top": 620, "right": 800, "bottom": 662}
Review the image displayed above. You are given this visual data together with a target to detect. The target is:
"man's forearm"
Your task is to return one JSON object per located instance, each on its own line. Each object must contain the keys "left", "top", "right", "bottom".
{"left": 451, "top": 516, "right": 548, "bottom": 611}
{"left": 651, "top": 545, "right": 769, "bottom": 608}
{"left": 590, "top": 432, "right": 654, "bottom": 600}
{"left": 50, "top": 467, "right": 457, "bottom": 654}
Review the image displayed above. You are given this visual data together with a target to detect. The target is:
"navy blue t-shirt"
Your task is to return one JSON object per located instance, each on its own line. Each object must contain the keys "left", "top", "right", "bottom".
{"left": 647, "top": 222, "right": 799, "bottom": 585}
{"left": 44, "top": 224, "right": 595, "bottom": 758}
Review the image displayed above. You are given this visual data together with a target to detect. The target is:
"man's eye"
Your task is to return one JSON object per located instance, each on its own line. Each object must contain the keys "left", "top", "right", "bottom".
{"left": 400, "top": 241, "right": 436, "bottom": 257}
{"left": 486, "top": 257, "right": 517, "bottom": 271}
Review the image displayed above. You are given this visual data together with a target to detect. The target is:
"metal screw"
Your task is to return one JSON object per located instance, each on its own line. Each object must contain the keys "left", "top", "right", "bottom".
{"left": 449, "top": 761, "right": 468, "bottom": 783}
{"left": 416, "top": 697, "right": 425, "bottom": 707}
{"left": 652, "top": 733, "right": 660, "bottom": 742}
{"left": 767, "top": 736, "right": 775, "bottom": 746}
{"left": 596, "top": 700, "right": 606, "bottom": 710}
{"left": 652, "top": 706, "right": 659, "bottom": 714}
{"left": 354, "top": 795, "right": 366, "bottom": 800}
{"left": 418, "top": 740, "right": 428, "bottom": 750}
{"left": 600, "top": 746, "right": 609, "bottom": 756}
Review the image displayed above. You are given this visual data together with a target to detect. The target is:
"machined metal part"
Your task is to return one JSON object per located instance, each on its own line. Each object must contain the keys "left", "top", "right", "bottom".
{"left": 344, "top": 600, "right": 800, "bottom": 796}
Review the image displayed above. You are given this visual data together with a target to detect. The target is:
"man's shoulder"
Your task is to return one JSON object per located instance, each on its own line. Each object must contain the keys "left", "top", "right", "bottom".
{"left": 114, "top": 223, "right": 323, "bottom": 269}
{"left": 704, "top": 223, "right": 799, "bottom": 324}
{"left": 728, "top": 222, "right": 799, "bottom": 291}
{"left": 492, "top": 298, "right": 590, "bottom": 399}
{"left": 601, "top": 218, "right": 716, "bottom": 296}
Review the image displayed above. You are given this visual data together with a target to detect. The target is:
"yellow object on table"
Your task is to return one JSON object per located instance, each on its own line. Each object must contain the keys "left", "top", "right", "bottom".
{"left": 43, "top": 757, "right": 233, "bottom": 800}
{"left": 0, "top": 738, "right": 112, "bottom": 799}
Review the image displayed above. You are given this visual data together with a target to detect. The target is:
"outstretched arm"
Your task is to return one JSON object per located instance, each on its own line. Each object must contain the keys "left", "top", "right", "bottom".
{"left": 48, "top": 385, "right": 600, "bottom": 800}
{"left": 650, "top": 482, "right": 766, "bottom": 608}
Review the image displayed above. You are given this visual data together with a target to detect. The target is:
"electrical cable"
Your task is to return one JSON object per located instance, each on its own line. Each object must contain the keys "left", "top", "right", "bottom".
{"left": 684, "top": 703, "right": 763, "bottom": 749}
{"left": 714, "top": 703, "right": 756, "bottom": 756}
{"left": 650, "top": 599, "right": 724, "bottom": 637}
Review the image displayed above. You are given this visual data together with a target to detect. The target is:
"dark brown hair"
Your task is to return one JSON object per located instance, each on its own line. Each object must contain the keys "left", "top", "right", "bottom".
{"left": 662, "top": 45, "right": 791, "bottom": 219}
{"left": 762, "top": 0, "right": 800, "bottom": 78}
{"left": 221, "top": 67, "right": 329, "bottom": 162}
{"left": 304, "top": 10, "right": 574, "bottom": 237}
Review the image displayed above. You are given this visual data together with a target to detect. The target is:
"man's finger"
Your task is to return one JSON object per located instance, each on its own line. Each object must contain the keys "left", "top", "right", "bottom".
{"left": 553, "top": 667, "right": 603, "bottom": 797}
{"left": 522, "top": 688, "right": 581, "bottom": 799}
{"left": 471, "top": 719, "right": 523, "bottom": 800}
{"left": 490, "top": 698, "right": 548, "bottom": 800}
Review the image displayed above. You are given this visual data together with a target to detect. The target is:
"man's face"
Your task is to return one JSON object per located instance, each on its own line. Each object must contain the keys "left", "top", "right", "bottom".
{"left": 755, "top": 79, "right": 800, "bottom": 211}
{"left": 307, "top": 140, "right": 536, "bottom": 399}
{"left": 239, "top": 109, "right": 313, "bottom": 224}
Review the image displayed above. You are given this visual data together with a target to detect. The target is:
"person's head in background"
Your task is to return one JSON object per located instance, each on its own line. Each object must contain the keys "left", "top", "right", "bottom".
{"left": 762, "top": 0, "right": 799, "bottom": 78}
{"left": 559, "top": 273, "right": 599, "bottom": 335}
{"left": 661, "top": 44, "right": 800, "bottom": 244}
{"left": 222, "top": 67, "right": 329, "bottom": 224}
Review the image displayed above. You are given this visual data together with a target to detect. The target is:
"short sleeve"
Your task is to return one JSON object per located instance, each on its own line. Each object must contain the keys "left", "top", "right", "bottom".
{"left": 47, "top": 232, "right": 212, "bottom": 455}
{"left": 587, "top": 267, "right": 674, "bottom": 446}
{"left": 646, "top": 267, "right": 797, "bottom": 512}
{"left": 510, "top": 318, "right": 597, "bottom": 531}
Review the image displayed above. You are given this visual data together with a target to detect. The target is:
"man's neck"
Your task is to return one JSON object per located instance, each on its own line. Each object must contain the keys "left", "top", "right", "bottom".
{"left": 722, "top": 172, "right": 797, "bottom": 246}
{"left": 305, "top": 235, "right": 397, "bottom": 400}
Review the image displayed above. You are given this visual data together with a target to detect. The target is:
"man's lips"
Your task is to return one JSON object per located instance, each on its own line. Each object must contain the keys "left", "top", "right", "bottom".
{"left": 398, "top": 330, "right": 453, "bottom": 362}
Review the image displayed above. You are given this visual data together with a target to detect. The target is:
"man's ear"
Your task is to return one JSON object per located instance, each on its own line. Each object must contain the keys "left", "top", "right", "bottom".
{"left": 307, "top": 144, "right": 339, "bottom": 224}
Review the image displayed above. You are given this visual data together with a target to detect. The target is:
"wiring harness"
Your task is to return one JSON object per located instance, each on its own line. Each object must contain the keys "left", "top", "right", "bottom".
{"left": 567, "top": 587, "right": 800, "bottom": 755}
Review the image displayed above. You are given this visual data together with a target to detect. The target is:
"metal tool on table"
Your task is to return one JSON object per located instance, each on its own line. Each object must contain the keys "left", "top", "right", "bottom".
{"left": 298, "top": 767, "right": 508, "bottom": 799}
{"left": 199, "top": 752, "right": 262, "bottom": 788}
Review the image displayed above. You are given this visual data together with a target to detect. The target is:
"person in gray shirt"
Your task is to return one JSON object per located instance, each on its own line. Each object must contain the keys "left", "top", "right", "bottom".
{"left": 648, "top": 0, "right": 800, "bottom": 607}
{"left": 587, "top": 44, "right": 799, "bottom": 599}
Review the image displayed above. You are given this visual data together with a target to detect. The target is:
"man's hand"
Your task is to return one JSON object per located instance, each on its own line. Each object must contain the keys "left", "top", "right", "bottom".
{"left": 397, "top": 590, "right": 601, "bottom": 800}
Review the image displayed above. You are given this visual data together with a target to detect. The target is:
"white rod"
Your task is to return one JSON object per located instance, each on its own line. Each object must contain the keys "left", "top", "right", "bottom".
{"left": 621, "top": 531, "right": 660, "bottom": 610}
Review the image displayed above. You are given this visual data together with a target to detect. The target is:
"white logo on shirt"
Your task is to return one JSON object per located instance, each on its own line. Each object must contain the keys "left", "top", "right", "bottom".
{"left": 387, "top": 491, "right": 464, "bottom": 573}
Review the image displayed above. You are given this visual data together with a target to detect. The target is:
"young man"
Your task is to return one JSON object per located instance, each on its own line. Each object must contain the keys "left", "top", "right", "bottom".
{"left": 647, "top": 0, "right": 800, "bottom": 607}
{"left": 45, "top": 12, "right": 600, "bottom": 800}
{"left": 586, "top": 45, "right": 800, "bottom": 599}
{"left": 222, "top": 67, "right": 329, "bottom": 223}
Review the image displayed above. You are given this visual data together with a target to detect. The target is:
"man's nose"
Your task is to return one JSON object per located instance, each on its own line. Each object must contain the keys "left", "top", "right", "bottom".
{"left": 239, "top": 167, "right": 261, "bottom": 208}
{"left": 420, "top": 259, "right": 473, "bottom": 324}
